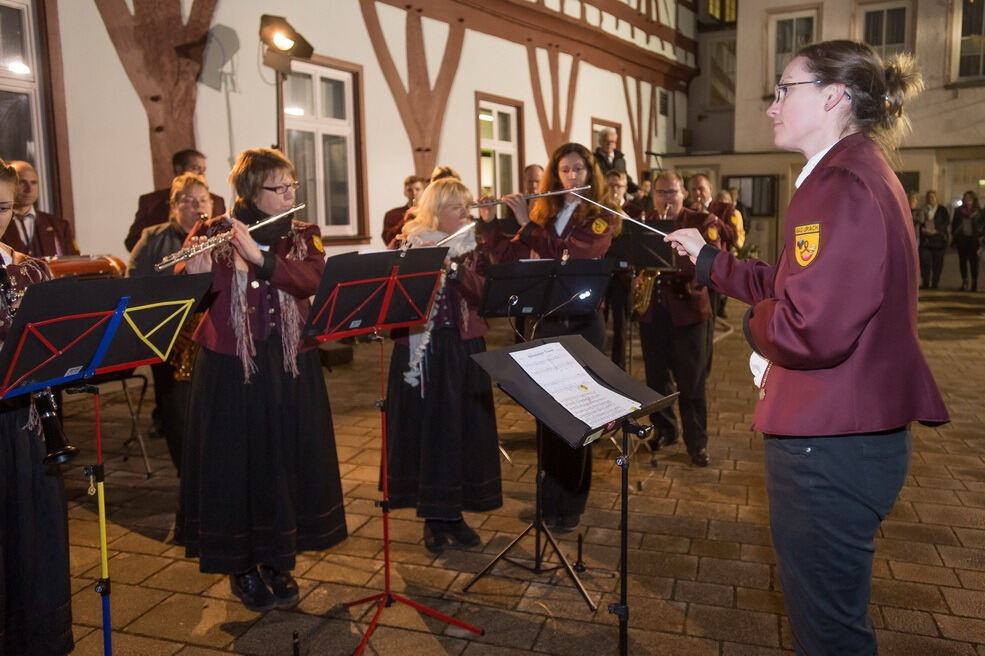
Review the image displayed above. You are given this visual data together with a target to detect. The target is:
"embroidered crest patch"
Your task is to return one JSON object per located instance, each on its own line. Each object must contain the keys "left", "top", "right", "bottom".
{"left": 312, "top": 235, "right": 324, "bottom": 253}
{"left": 794, "top": 223, "right": 820, "bottom": 266}
{"left": 706, "top": 226, "right": 718, "bottom": 242}
{"left": 591, "top": 218, "right": 608, "bottom": 235}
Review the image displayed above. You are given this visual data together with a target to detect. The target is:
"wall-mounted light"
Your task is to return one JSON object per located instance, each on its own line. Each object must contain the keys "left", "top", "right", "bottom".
{"left": 259, "top": 14, "right": 313, "bottom": 74}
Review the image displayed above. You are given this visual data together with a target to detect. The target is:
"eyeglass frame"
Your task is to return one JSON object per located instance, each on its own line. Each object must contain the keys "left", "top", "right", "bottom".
{"left": 261, "top": 181, "right": 301, "bottom": 195}
{"left": 772, "top": 79, "right": 821, "bottom": 104}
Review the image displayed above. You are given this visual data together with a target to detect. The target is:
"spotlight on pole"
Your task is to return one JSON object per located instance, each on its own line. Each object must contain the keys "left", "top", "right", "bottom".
{"left": 259, "top": 14, "right": 313, "bottom": 74}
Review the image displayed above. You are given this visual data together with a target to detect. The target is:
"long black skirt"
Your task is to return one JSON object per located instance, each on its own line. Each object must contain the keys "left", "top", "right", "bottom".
{"left": 181, "top": 337, "right": 347, "bottom": 574}
{"left": 0, "top": 405, "right": 73, "bottom": 655}
{"left": 386, "top": 330, "right": 502, "bottom": 519}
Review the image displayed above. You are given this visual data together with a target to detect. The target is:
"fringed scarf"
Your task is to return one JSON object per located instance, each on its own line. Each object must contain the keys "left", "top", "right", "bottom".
{"left": 402, "top": 228, "right": 477, "bottom": 393}
{"left": 221, "top": 202, "right": 309, "bottom": 382}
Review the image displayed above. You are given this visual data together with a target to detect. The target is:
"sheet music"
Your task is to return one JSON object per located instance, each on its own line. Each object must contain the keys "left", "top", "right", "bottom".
{"left": 510, "top": 342, "right": 640, "bottom": 429}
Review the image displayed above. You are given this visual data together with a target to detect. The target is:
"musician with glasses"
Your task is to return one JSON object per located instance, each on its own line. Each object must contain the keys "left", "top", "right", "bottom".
{"left": 177, "top": 148, "right": 347, "bottom": 612}
{"left": 665, "top": 41, "right": 948, "bottom": 654}
{"left": 477, "top": 142, "right": 618, "bottom": 533}
{"left": 0, "top": 159, "right": 73, "bottom": 654}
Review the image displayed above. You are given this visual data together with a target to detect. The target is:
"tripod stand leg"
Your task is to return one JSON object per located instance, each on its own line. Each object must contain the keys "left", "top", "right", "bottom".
{"left": 541, "top": 525, "right": 598, "bottom": 612}
{"left": 462, "top": 522, "right": 534, "bottom": 591}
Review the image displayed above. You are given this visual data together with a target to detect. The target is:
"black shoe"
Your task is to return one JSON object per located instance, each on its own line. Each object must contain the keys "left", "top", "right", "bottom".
{"left": 259, "top": 565, "right": 300, "bottom": 608}
{"left": 555, "top": 514, "right": 580, "bottom": 533}
{"left": 443, "top": 519, "right": 480, "bottom": 547}
{"left": 230, "top": 569, "right": 276, "bottom": 612}
{"left": 690, "top": 448, "right": 710, "bottom": 467}
{"left": 423, "top": 520, "right": 447, "bottom": 554}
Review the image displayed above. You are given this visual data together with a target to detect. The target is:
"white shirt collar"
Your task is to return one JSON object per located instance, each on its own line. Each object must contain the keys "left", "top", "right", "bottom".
{"left": 795, "top": 140, "right": 840, "bottom": 189}
{"left": 554, "top": 198, "right": 579, "bottom": 236}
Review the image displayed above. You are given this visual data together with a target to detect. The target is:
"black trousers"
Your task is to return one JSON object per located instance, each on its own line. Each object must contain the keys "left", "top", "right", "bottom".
{"left": 955, "top": 237, "right": 979, "bottom": 287}
{"left": 918, "top": 246, "right": 945, "bottom": 288}
{"left": 607, "top": 270, "right": 632, "bottom": 369}
{"left": 533, "top": 313, "right": 605, "bottom": 519}
{"left": 638, "top": 303, "right": 709, "bottom": 454}
{"left": 764, "top": 429, "right": 910, "bottom": 655}
{"left": 150, "top": 362, "right": 190, "bottom": 475}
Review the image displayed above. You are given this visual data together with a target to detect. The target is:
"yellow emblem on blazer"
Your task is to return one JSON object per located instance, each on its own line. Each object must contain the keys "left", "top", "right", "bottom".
{"left": 706, "top": 226, "right": 718, "bottom": 242}
{"left": 794, "top": 223, "right": 820, "bottom": 266}
{"left": 312, "top": 234, "right": 324, "bottom": 253}
{"left": 591, "top": 218, "right": 608, "bottom": 235}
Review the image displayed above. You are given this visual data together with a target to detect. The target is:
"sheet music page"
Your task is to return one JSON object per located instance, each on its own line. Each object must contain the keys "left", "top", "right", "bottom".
{"left": 510, "top": 342, "right": 640, "bottom": 429}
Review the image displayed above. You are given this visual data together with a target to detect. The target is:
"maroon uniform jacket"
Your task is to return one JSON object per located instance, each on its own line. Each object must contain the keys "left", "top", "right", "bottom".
{"left": 478, "top": 202, "right": 616, "bottom": 262}
{"left": 181, "top": 219, "right": 324, "bottom": 358}
{"left": 696, "top": 133, "right": 949, "bottom": 436}
{"left": 125, "top": 187, "right": 226, "bottom": 252}
{"left": 640, "top": 206, "right": 724, "bottom": 327}
{"left": 1, "top": 210, "right": 79, "bottom": 258}
{"left": 381, "top": 204, "right": 411, "bottom": 245}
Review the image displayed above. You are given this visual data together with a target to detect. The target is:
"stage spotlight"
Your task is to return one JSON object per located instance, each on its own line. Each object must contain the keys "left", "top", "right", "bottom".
{"left": 259, "top": 14, "right": 313, "bottom": 59}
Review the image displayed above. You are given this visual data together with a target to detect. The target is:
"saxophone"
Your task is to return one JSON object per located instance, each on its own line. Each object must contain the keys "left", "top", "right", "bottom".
{"left": 631, "top": 206, "right": 669, "bottom": 317}
{"left": 166, "top": 312, "right": 203, "bottom": 381}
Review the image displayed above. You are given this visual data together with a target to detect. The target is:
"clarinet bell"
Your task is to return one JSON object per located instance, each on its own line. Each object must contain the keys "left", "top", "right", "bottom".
{"left": 36, "top": 391, "right": 79, "bottom": 465}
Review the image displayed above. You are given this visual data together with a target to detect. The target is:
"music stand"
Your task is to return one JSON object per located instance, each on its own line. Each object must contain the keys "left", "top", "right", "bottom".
{"left": 464, "top": 335, "right": 673, "bottom": 635}
{"left": 303, "top": 248, "right": 484, "bottom": 656}
{"left": 479, "top": 258, "right": 614, "bottom": 321}
{"left": 0, "top": 273, "right": 211, "bottom": 656}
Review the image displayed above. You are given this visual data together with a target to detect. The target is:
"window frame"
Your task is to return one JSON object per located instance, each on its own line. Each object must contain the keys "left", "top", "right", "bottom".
{"left": 856, "top": 0, "right": 914, "bottom": 58}
{"left": 705, "top": 32, "right": 737, "bottom": 110}
{"left": 278, "top": 54, "right": 369, "bottom": 245}
{"left": 950, "top": 0, "right": 985, "bottom": 83}
{"left": 474, "top": 92, "right": 523, "bottom": 214}
{"left": 765, "top": 6, "right": 822, "bottom": 90}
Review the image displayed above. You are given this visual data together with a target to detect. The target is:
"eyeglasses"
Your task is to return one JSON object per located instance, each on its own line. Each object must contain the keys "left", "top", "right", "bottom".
{"left": 653, "top": 189, "right": 681, "bottom": 195}
{"left": 773, "top": 79, "right": 821, "bottom": 104}
{"left": 262, "top": 181, "right": 301, "bottom": 195}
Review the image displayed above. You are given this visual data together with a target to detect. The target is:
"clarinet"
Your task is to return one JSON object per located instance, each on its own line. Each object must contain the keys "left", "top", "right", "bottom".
{"left": 0, "top": 262, "right": 78, "bottom": 464}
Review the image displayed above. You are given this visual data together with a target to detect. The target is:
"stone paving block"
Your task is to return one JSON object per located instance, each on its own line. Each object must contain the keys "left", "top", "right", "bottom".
{"left": 737, "top": 506, "right": 772, "bottom": 526}
{"left": 939, "top": 545, "right": 985, "bottom": 572}
{"left": 639, "top": 532, "right": 691, "bottom": 553}
{"left": 142, "top": 560, "right": 224, "bottom": 595}
{"left": 71, "top": 580, "right": 171, "bottom": 629}
{"left": 871, "top": 579, "right": 949, "bottom": 612}
{"left": 676, "top": 499, "right": 738, "bottom": 521}
{"left": 942, "top": 587, "right": 985, "bottom": 619}
{"left": 686, "top": 603, "right": 779, "bottom": 647}
{"left": 721, "top": 644, "right": 794, "bottom": 656}
{"left": 957, "top": 570, "right": 985, "bottom": 591}
{"left": 886, "top": 502, "right": 921, "bottom": 523}
{"left": 881, "top": 606, "right": 941, "bottom": 636}
{"left": 674, "top": 579, "right": 734, "bottom": 607}
{"left": 875, "top": 538, "right": 944, "bottom": 566}
{"left": 736, "top": 587, "right": 785, "bottom": 614}
{"left": 125, "top": 592, "right": 260, "bottom": 648}
{"left": 595, "top": 592, "right": 687, "bottom": 632}
{"left": 707, "top": 520, "right": 772, "bottom": 546}
{"left": 876, "top": 629, "right": 977, "bottom": 655}
{"left": 627, "top": 550, "right": 699, "bottom": 580}
{"left": 105, "top": 530, "right": 174, "bottom": 556}
{"left": 740, "top": 544, "right": 777, "bottom": 565}
{"left": 888, "top": 561, "right": 960, "bottom": 586}
{"left": 84, "top": 551, "right": 173, "bottom": 585}
{"left": 934, "top": 614, "right": 985, "bottom": 645}
{"left": 450, "top": 571, "right": 528, "bottom": 608}
{"left": 956, "top": 528, "right": 985, "bottom": 549}
{"left": 689, "top": 538, "right": 741, "bottom": 559}
{"left": 899, "top": 487, "right": 962, "bottom": 505}
{"left": 307, "top": 555, "right": 381, "bottom": 586}
{"left": 70, "top": 544, "right": 107, "bottom": 578}
{"left": 634, "top": 514, "right": 708, "bottom": 539}
{"left": 880, "top": 520, "right": 961, "bottom": 546}
{"left": 914, "top": 503, "right": 985, "bottom": 530}
{"left": 697, "top": 557, "right": 771, "bottom": 590}
{"left": 173, "top": 646, "right": 235, "bottom": 655}
{"left": 517, "top": 580, "right": 602, "bottom": 622}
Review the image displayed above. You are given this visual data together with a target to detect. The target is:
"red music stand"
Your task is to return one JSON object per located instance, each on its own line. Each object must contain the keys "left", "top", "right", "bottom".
{"left": 304, "top": 248, "right": 484, "bottom": 655}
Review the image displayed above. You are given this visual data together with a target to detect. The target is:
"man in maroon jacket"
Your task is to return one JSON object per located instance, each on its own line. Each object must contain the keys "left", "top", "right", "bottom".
{"left": 2, "top": 160, "right": 79, "bottom": 257}
{"left": 380, "top": 175, "right": 426, "bottom": 245}
{"left": 124, "top": 149, "right": 226, "bottom": 251}
{"left": 637, "top": 170, "right": 724, "bottom": 466}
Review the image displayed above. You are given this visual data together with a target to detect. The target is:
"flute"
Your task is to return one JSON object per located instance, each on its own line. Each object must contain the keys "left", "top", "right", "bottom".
{"left": 467, "top": 185, "right": 591, "bottom": 209}
{"left": 154, "top": 203, "right": 306, "bottom": 271}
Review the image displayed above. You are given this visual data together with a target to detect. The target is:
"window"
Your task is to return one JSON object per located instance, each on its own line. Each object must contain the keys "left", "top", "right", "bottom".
{"left": 957, "top": 0, "right": 985, "bottom": 79}
{"left": 477, "top": 97, "right": 520, "bottom": 215}
{"left": 658, "top": 90, "right": 669, "bottom": 116}
{"left": 708, "top": 37, "right": 736, "bottom": 108}
{"left": 861, "top": 1, "right": 910, "bottom": 58}
{"left": 709, "top": 0, "right": 737, "bottom": 23}
{"left": 723, "top": 175, "right": 778, "bottom": 217}
{"left": 769, "top": 10, "right": 817, "bottom": 85}
{"left": 283, "top": 59, "right": 365, "bottom": 238}
{"left": 0, "top": 1, "right": 50, "bottom": 207}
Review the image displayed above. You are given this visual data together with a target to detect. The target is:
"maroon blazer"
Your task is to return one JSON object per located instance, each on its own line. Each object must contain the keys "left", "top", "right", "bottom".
{"left": 1, "top": 210, "right": 79, "bottom": 258}
{"left": 640, "top": 206, "right": 723, "bottom": 327}
{"left": 125, "top": 187, "right": 226, "bottom": 251}
{"left": 381, "top": 204, "right": 411, "bottom": 245}
{"left": 696, "top": 133, "right": 948, "bottom": 435}
{"left": 181, "top": 219, "right": 324, "bottom": 357}
{"left": 478, "top": 203, "right": 616, "bottom": 262}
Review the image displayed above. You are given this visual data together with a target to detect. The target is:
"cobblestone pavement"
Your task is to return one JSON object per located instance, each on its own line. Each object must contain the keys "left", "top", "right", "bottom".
{"left": 59, "top": 288, "right": 985, "bottom": 655}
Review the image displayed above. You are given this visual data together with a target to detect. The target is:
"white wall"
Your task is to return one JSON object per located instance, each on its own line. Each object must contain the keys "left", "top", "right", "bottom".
{"left": 57, "top": 0, "right": 688, "bottom": 259}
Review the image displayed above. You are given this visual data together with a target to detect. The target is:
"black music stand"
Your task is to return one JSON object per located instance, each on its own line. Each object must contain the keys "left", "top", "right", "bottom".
{"left": 0, "top": 273, "right": 211, "bottom": 656}
{"left": 464, "top": 335, "right": 673, "bottom": 644}
{"left": 303, "top": 248, "right": 484, "bottom": 656}
{"left": 479, "top": 257, "right": 614, "bottom": 322}
{"left": 605, "top": 219, "right": 677, "bottom": 273}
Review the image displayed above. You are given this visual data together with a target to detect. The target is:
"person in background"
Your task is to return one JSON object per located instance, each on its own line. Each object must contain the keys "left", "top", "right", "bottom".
{"left": 500, "top": 163, "right": 544, "bottom": 237}
{"left": 594, "top": 127, "right": 636, "bottom": 193}
{"left": 128, "top": 172, "right": 214, "bottom": 478}
{"left": 386, "top": 178, "right": 502, "bottom": 553}
{"left": 604, "top": 169, "right": 643, "bottom": 368}
{"left": 380, "top": 175, "right": 426, "bottom": 245}
{"left": 728, "top": 186, "right": 751, "bottom": 231}
{"left": 125, "top": 149, "right": 226, "bottom": 251}
{"left": 950, "top": 190, "right": 983, "bottom": 291}
{"left": 666, "top": 40, "right": 947, "bottom": 654}
{"left": 178, "top": 148, "right": 347, "bottom": 612}
{"left": 1, "top": 160, "right": 79, "bottom": 258}
{"left": 636, "top": 177, "right": 653, "bottom": 214}
{"left": 0, "top": 158, "right": 73, "bottom": 654}
{"left": 478, "top": 142, "right": 618, "bottom": 531}
{"left": 913, "top": 190, "right": 947, "bottom": 289}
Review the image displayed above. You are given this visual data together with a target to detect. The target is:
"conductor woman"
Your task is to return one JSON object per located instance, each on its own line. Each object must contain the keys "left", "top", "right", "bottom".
{"left": 666, "top": 41, "right": 948, "bottom": 654}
